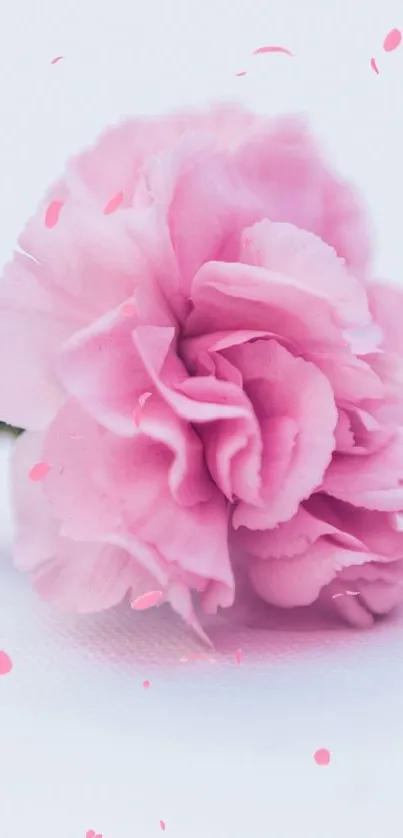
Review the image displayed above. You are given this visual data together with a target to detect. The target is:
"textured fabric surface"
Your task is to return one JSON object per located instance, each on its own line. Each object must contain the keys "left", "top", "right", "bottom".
{"left": 1, "top": 433, "right": 403, "bottom": 837}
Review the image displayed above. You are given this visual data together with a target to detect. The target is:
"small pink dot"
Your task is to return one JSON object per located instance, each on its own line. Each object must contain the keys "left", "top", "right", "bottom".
{"left": 0, "top": 651, "right": 12, "bottom": 675}
{"left": 314, "top": 748, "right": 331, "bottom": 766}
{"left": 29, "top": 461, "right": 51, "bottom": 483}
{"left": 235, "top": 648, "right": 243, "bottom": 665}
{"left": 86, "top": 831, "right": 95, "bottom": 838}
{"left": 45, "top": 200, "right": 64, "bottom": 229}
{"left": 236, "top": 71, "right": 247, "bottom": 76}
{"left": 143, "top": 680, "right": 150, "bottom": 689}
{"left": 103, "top": 191, "right": 124, "bottom": 215}
{"left": 160, "top": 820, "right": 166, "bottom": 831}
{"left": 383, "top": 28, "right": 402, "bottom": 52}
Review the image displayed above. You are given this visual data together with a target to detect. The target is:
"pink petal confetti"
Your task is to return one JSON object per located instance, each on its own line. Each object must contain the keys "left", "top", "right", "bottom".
{"left": 0, "top": 651, "right": 13, "bottom": 676}
{"left": 51, "top": 56, "right": 64, "bottom": 64}
{"left": 235, "top": 648, "right": 243, "bottom": 665}
{"left": 253, "top": 45, "right": 293, "bottom": 57}
{"left": 86, "top": 832, "right": 102, "bottom": 838}
{"left": 138, "top": 391, "right": 152, "bottom": 409}
{"left": 45, "top": 200, "right": 64, "bottom": 229}
{"left": 132, "top": 590, "right": 163, "bottom": 611}
{"left": 143, "top": 680, "right": 151, "bottom": 689}
{"left": 236, "top": 70, "right": 247, "bottom": 76}
{"left": 133, "top": 391, "right": 152, "bottom": 427}
{"left": 331, "top": 590, "right": 360, "bottom": 599}
{"left": 122, "top": 302, "right": 136, "bottom": 317}
{"left": 314, "top": 748, "right": 331, "bottom": 766}
{"left": 383, "top": 28, "right": 402, "bottom": 52}
{"left": 370, "top": 57, "right": 379, "bottom": 74}
{"left": 29, "top": 461, "right": 51, "bottom": 483}
{"left": 160, "top": 820, "right": 166, "bottom": 832}
{"left": 103, "top": 191, "right": 124, "bottom": 215}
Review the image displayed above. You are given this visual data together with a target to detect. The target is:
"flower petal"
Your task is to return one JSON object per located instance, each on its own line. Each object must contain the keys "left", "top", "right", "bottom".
{"left": 187, "top": 260, "right": 349, "bottom": 349}
{"left": 11, "top": 431, "right": 59, "bottom": 570}
{"left": 368, "top": 281, "right": 403, "bottom": 356}
{"left": 238, "top": 220, "right": 370, "bottom": 328}
{"left": 236, "top": 493, "right": 403, "bottom": 562}
{"left": 32, "top": 543, "right": 148, "bottom": 613}
{"left": 120, "top": 436, "right": 233, "bottom": 598}
{"left": 227, "top": 340, "right": 337, "bottom": 529}
{"left": 41, "top": 397, "right": 213, "bottom": 546}
{"left": 58, "top": 294, "right": 173, "bottom": 435}
{"left": 248, "top": 539, "right": 379, "bottom": 608}
{"left": 132, "top": 325, "right": 251, "bottom": 423}
{"left": 322, "top": 433, "right": 403, "bottom": 510}
{"left": 168, "top": 116, "right": 371, "bottom": 288}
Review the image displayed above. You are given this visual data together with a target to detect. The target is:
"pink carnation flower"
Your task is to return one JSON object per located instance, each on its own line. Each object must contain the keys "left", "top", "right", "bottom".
{"left": 2, "top": 105, "right": 403, "bottom": 639}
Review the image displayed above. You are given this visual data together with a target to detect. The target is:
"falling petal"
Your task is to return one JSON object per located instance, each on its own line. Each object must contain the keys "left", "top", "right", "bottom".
{"left": 45, "top": 200, "right": 64, "bottom": 229}
{"left": 314, "top": 748, "right": 331, "bottom": 766}
{"left": 0, "top": 651, "right": 12, "bottom": 675}
{"left": 160, "top": 821, "right": 166, "bottom": 831}
{"left": 103, "top": 191, "right": 124, "bottom": 215}
{"left": 132, "top": 590, "right": 163, "bottom": 610}
{"left": 29, "top": 461, "right": 51, "bottom": 482}
{"left": 143, "top": 679, "right": 151, "bottom": 689}
{"left": 383, "top": 28, "right": 402, "bottom": 52}
{"left": 236, "top": 71, "right": 247, "bottom": 76}
{"left": 51, "top": 56, "right": 64, "bottom": 64}
{"left": 370, "top": 57, "right": 379, "bottom": 74}
{"left": 133, "top": 391, "right": 152, "bottom": 426}
{"left": 138, "top": 391, "right": 152, "bottom": 409}
{"left": 253, "top": 45, "right": 293, "bottom": 57}
{"left": 235, "top": 648, "right": 243, "bottom": 665}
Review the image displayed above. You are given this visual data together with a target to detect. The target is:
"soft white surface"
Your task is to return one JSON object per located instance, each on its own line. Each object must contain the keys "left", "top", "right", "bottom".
{"left": 1, "top": 436, "right": 403, "bottom": 838}
{"left": 1, "top": 0, "right": 403, "bottom": 835}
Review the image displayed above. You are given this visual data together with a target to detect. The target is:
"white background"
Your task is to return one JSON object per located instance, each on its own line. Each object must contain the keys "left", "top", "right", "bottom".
{"left": 1, "top": 0, "right": 403, "bottom": 835}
